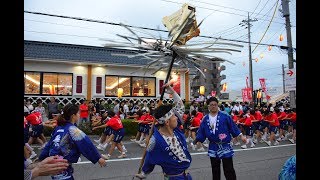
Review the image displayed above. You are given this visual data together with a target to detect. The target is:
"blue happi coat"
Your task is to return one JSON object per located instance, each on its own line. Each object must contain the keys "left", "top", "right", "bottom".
{"left": 39, "top": 122, "right": 101, "bottom": 180}
{"left": 142, "top": 126, "right": 192, "bottom": 176}
{"left": 196, "top": 111, "right": 241, "bottom": 159}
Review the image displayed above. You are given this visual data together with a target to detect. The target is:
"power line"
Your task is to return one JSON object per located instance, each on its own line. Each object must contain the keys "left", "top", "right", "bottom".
{"left": 250, "top": 0, "right": 262, "bottom": 16}
{"left": 251, "top": 0, "right": 280, "bottom": 53}
{"left": 189, "top": 0, "right": 285, "bottom": 22}
{"left": 250, "top": 0, "right": 279, "bottom": 34}
{"left": 24, "top": 11, "right": 295, "bottom": 49}
{"left": 160, "top": 0, "right": 293, "bottom": 25}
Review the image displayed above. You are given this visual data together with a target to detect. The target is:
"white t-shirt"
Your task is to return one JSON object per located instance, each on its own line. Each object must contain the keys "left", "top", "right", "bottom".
{"left": 123, "top": 104, "right": 129, "bottom": 114}
{"left": 209, "top": 113, "right": 218, "bottom": 134}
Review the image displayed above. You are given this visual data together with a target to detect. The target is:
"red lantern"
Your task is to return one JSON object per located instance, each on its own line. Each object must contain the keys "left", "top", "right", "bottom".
{"left": 268, "top": 45, "right": 272, "bottom": 51}
{"left": 279, "top": 34, "right": 284, "bottom": 41}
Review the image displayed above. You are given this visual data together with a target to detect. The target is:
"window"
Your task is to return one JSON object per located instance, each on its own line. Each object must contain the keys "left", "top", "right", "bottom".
{"left": 105, "top": 76, "right": 130, "bottom": 96}
{"left": 76, "top": 76, "right": 82, "bottom": 93}
{"left": 24, "top": 71, "right": 73, "bottom": 96}
{"left": 24, "top": 72, "right": 41, "bottom": 94}
{"left": 42, "top": 73, "right": 72, "bottom": 95}
{"left": 132, "top": 77, "right": 155, "bottom": 97}
{"left": 96, "top": 77, "right": 102, "bottom": 93}
{"left": 105, "top": 75, "right": 156, "bottom": 97}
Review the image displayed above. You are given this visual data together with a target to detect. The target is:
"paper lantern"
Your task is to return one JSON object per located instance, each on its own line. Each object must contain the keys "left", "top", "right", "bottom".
{"left": 279, "top": 34, "right": 284, "bottom": 41}
{"left": 117, "top": 88, "right": 123, "bottom": 98}
{"left": 199, "top": 86, "right": 205, "bottom": 95}
{"left": 257, "top": 90, "right": 262, "bottom": 99}
{"left": 222, "top": 83, "right": 227, "bottom": 92}
{"left": 260, "top": 53, "right": 264, "bottom": 59}
{"left": 268, "top": 45, "right": 272, "bottom": 51}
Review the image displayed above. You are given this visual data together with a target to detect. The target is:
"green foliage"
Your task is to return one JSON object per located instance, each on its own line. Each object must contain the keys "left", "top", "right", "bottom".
{"left": 121, "top": 119, "right": 139, "bottom": 136}
{"left": 184, "top": 102, "right": 191, "bottom": 111}
{"left": 104, "top": 104, "right": 114, "bottom": 110}
{"left": 79, "top": 122, "right": 104, "bottom": 135}
{"left": 58, "top": 104, "right": 64, "bottom": 111}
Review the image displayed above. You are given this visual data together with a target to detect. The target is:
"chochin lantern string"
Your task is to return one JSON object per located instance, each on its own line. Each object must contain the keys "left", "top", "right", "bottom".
{"left": 279, "top": 34, "right": 284, "bottom": 41}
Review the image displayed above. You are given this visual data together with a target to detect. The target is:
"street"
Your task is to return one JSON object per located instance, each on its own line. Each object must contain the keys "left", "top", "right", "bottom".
{"left": 33, "top": 136, "right": 296, "bottom": 180}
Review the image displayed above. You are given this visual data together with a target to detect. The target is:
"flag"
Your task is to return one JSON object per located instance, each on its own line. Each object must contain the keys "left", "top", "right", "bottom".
{"left": 259, "top": 78, "right": 271, "bottom": 100}
{"left": 242, "top": 88, "right": 249, "bottom": 102}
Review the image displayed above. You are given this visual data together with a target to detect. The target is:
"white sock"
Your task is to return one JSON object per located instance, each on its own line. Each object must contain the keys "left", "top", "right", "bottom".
{"left": 249, "top": 138, "right": 254, "bottom": 146}
{"left": 139, "top": 134, "right": 144, "bottom": 142}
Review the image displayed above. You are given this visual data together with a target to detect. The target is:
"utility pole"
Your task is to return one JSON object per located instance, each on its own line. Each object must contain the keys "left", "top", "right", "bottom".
{"left": 240, "top": 13, "right": 257, "bottom": 108}
{"left": 282, "top": 64, "right": 286, "bottom": 93}
{"left": 281, "top": 0, "right": 296, "bottom": 108}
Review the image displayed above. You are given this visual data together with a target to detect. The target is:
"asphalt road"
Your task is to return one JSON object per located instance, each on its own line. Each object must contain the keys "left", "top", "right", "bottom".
{"left": 31, "top": 136, "right": 296, "bottom": 180}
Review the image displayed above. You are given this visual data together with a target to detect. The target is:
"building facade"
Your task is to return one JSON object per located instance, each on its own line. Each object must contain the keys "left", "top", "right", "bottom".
{"left": 24, "top": 40, "right": 190, "bottom": 106}
{"left": 190, "top": 61, "right": 226, "bottom": 99}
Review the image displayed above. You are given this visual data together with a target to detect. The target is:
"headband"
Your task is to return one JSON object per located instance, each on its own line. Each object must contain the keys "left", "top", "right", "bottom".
{"left": 157, "top": 109, "right": 175, "bottom": 124}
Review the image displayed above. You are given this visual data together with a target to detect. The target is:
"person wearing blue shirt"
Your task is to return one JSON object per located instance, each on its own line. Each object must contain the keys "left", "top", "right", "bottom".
{"left": 135, "top": 84, "right": 192, "bottom": 180}
{"left": 193, "top": 97, "right": 247, "bottom": 180}
{"left": 278, "top": 155, "right": 296, "bottom": 180}
{"left": 39, "top": 103, "right": 106, "bottom": 180}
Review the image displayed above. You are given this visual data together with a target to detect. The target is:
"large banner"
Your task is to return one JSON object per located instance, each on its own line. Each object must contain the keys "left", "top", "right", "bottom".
{"left": 259, "top": 78, "right": 271, "bottom": 100}
{"left": 242, "top": 88, "right": 252, "bottom": 102}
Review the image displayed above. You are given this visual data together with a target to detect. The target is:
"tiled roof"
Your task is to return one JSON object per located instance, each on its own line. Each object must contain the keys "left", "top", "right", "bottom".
{"left": 24, "top": 40, "right": 151, "bottom": 66}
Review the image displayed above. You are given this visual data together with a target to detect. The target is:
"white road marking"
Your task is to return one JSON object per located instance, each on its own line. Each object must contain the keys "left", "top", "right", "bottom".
{"left": 73, "top": 144, "right": 296, "bottom": 165}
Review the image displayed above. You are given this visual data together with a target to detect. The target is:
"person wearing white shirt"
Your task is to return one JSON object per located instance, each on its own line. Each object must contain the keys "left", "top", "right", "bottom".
{"left": 194, "top": 97, "right": 246, "bottom": 180}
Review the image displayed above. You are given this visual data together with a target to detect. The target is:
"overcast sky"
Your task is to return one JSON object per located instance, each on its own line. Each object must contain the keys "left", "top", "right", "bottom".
{"left": 24, "top": 0, "right": 296, "bottom": 91}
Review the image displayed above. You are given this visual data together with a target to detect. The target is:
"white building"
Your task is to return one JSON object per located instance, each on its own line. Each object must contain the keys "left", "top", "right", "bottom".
{"left": 24, "top": 40, "right": 191, "bottom": 105}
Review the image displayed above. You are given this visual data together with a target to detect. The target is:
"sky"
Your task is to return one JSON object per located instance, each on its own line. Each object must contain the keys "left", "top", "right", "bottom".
{"left": 24, "top": 0, "right": 296, "bottom": 91}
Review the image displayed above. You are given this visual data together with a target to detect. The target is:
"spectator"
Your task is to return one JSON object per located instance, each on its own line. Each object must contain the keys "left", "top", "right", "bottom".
{"left": 47, "top": 97, "right": 60, "bottom": 119}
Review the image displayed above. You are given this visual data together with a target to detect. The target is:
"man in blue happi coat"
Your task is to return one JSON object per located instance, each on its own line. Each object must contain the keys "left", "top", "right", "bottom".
{"left": 135, "top": 84, "right": 192, "bottom": 180}
{"left": 193, "top": 97, "right": 247, "bottom": 180}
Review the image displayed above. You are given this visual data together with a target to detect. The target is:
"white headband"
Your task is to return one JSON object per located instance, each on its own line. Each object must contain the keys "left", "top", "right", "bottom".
{"left": 157, "top": 109, "right": 175, "bottom": 124}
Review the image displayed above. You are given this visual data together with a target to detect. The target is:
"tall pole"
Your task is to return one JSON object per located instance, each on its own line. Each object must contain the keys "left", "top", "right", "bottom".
{"left": 248, "top": 12, "right": 254, "bottom": 108}
{"left": 281, "top": 0, "right": 296, "bottom": 108}
{"left": 282, "top": 64, "right": 286, "bottom": 93}
{"left": 240, "top": 13, "right": 257, "bottom": 108}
